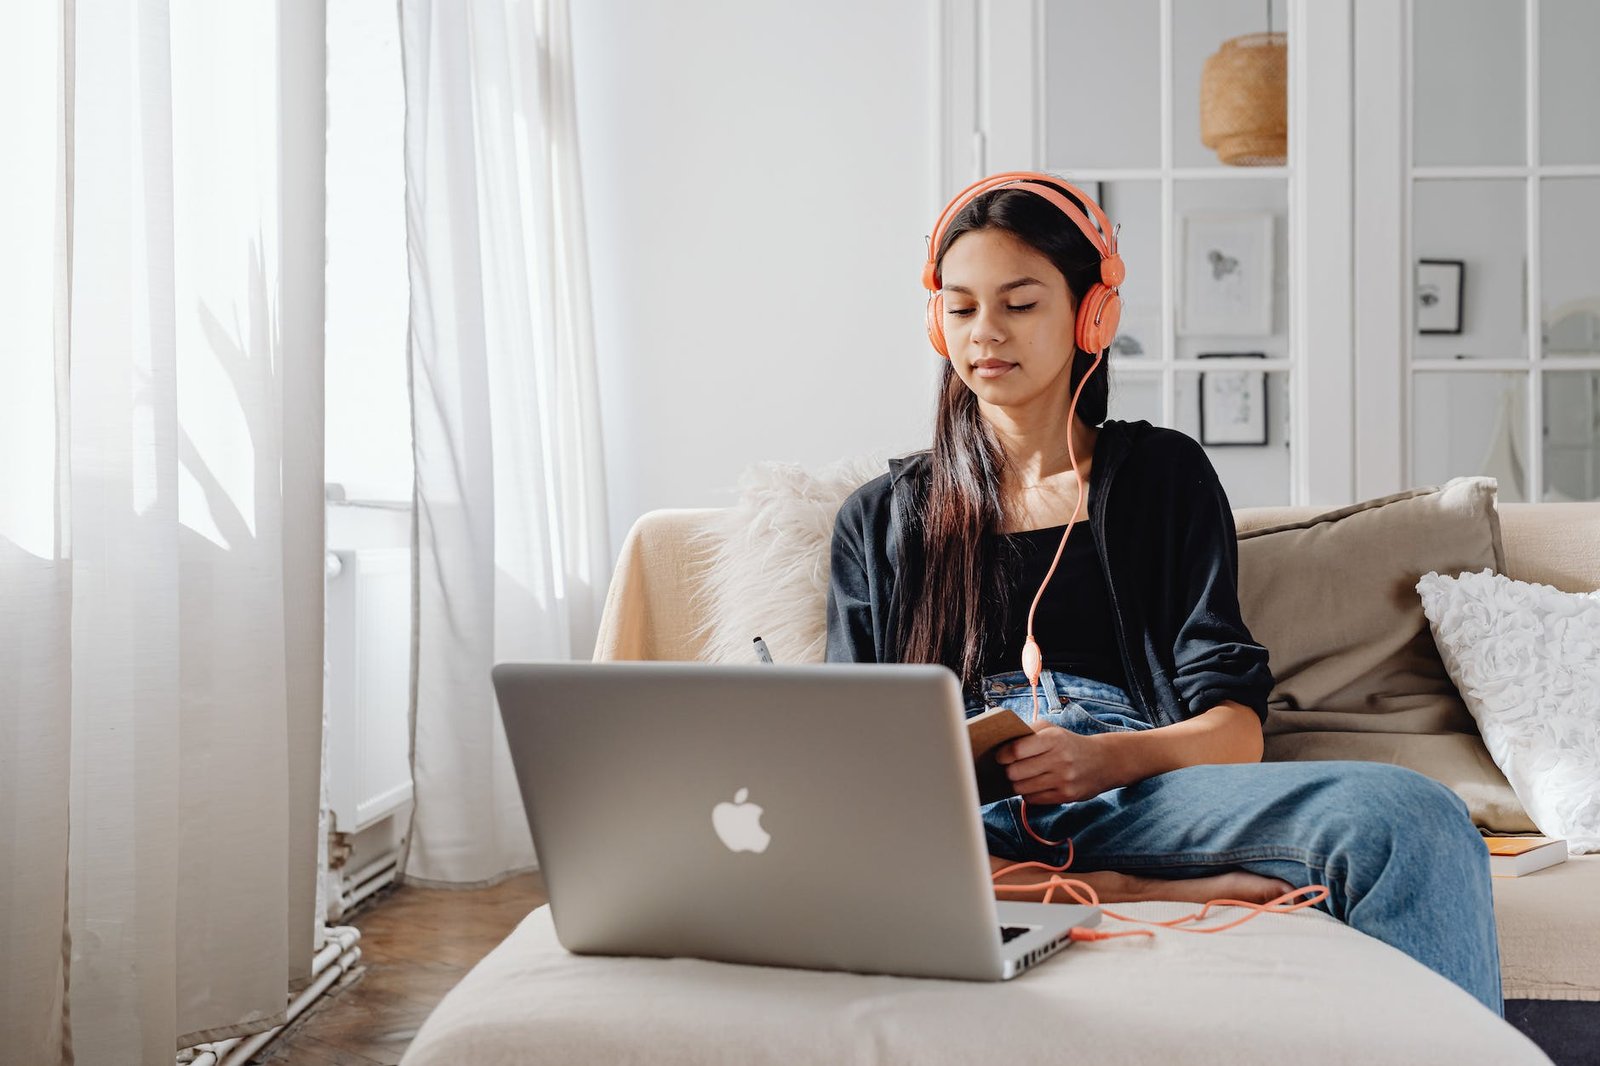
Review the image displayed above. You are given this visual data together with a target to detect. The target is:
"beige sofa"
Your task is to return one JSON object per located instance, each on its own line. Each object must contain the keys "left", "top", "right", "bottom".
{"left": 401, "top": 482, "right": 1597, "bottom": 1066}
{"left": 586, "top": 491, "right": 1600, "bottom": 1062}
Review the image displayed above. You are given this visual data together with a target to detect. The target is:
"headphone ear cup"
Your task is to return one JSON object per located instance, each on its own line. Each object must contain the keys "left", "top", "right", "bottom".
{"left": 926, "top": 292, "right": 950, "bottom": 359}
{"left": 1075, "top": 284, "right": 1122, "bottom": 354}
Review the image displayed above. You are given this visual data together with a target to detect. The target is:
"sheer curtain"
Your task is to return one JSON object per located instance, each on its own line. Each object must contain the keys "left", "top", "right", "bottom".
{"left": 0, "top": 2, "right": 324, "bottom": 1061}
{"left": 398, "top": 0, "right": 611, "bottom": 885}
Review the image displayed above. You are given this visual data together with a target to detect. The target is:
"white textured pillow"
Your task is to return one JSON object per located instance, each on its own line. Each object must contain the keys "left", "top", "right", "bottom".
{"left": 1416, "top": 568, "right": 1600, "bottom": 853}
{"left": 686, "top": 455, "right": 889, "bottom": 665}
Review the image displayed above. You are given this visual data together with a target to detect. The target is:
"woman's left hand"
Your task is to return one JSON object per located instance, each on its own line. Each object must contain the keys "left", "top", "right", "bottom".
{"left": 995, "top": 725, "right": 1116, "bottom": 805}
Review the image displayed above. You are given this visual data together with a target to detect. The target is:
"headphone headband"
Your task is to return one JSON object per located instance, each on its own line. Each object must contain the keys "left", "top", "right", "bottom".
{"left": 922, "top": 171, "right": 1120, "bottom": 292}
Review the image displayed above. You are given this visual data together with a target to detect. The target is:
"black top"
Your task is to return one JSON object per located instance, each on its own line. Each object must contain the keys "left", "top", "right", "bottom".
{"left": 980, "top": 521, "right": 1126, "bottom": 689}
{"left": 823, "top": 420, "right": 1275, "bottom": 726}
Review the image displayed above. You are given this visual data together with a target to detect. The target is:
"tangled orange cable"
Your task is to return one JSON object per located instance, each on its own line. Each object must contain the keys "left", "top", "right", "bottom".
{"left": 991, "top": 798, "right": 1330, "bottom": 941}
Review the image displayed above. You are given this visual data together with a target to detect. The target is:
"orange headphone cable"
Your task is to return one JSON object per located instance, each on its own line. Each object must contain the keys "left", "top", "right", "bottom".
{"left": 991, "top": 842, "right": 1331, "bottom": 942}
{"left": 1018, "top": 346, "right": 1104, "bottom": 725}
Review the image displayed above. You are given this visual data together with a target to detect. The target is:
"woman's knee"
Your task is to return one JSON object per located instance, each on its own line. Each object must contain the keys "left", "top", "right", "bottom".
{"left": 1348, "top": 762, "right": 1469, "bottom": 814}
{"left": 1318, "top": 762, "right": 1479, "bottom": 847}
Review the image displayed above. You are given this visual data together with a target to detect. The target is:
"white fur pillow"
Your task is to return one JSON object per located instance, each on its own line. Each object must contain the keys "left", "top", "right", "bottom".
{"left": 1416, "top": 568, "right": 1600, "bottom": 853}
{"left": 687, "top": 455, "right": 892, "bottom": 665}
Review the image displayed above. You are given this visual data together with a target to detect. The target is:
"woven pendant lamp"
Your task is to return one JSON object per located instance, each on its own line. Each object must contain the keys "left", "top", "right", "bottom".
{"left": 1200, "top": 31, "right": 1287, "bottom": 166}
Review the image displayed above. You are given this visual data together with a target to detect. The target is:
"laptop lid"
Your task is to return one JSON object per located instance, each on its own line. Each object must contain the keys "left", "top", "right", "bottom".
{"left": 492, "top": 660, "right": 1096, "bottom": 981}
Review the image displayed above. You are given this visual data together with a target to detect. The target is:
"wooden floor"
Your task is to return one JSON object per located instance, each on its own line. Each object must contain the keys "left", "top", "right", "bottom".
{"left": 263, "top": 872, "right": 547, "bottom": 1065}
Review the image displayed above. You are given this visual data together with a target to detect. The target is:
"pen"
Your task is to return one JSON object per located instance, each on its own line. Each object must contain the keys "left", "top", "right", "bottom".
{"left": 752, "top": 636, "right": 774, "bottom": 664}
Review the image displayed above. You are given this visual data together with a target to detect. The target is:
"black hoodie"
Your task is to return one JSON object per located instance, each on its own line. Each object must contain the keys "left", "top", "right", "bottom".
{"left": 824, "top": 419, "right": 1274, "bottom": 727}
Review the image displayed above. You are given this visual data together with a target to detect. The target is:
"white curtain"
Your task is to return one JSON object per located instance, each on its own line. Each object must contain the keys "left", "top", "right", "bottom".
{"left": 1478, "top": 384, "right": 1529, "bottom": 502}
{"left": 398, "top": 0, "right": 611, "bottom": 885}
{"left": 0, "top": 2, "right": 324, "bottom": 1061}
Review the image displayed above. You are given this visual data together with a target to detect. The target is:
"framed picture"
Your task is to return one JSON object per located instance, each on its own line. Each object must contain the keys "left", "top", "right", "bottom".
{"left": 1198, "top": 352, "right": 1269, "bottom": 446}
{"left": 1180, "top": 212, "right": 1274, "bottom": 336}
{"left": 1416, "top": 258, "right": 1465, "bottom": 334}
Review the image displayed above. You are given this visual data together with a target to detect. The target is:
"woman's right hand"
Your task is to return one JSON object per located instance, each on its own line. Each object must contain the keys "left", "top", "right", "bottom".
{"left": 995, "top": 725, "right": 1115, "bottom": 805}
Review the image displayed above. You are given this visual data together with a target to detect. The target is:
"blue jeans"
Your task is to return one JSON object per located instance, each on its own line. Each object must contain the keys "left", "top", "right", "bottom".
{"left": 969, "top": 668, "right": 1505, "bottom": 1017}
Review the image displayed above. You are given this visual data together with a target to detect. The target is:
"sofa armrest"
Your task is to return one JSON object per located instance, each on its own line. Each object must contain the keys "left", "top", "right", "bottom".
{"left": 593, "top": 509, "right": 724, "bottom": 662}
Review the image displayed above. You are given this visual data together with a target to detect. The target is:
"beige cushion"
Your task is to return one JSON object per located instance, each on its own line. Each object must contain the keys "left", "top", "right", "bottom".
{"left": 1243, "top": 502, "right": 1600, "bottom": 596}
{"left": 1266, "top": 733, "right": 1536, "bottom": 835}
{"left": 1235, "top": 478, "right": 1536, "bottom": 833}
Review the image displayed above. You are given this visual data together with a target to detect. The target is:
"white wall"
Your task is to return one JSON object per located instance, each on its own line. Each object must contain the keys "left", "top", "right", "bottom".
{"left": 570, "top": 1, "right": 944, "bottom": 564}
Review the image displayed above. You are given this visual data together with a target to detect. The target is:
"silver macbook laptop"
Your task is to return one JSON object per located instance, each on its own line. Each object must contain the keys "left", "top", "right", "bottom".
{"left": 491, "top": 660, "right": 1101, "bottom": 981}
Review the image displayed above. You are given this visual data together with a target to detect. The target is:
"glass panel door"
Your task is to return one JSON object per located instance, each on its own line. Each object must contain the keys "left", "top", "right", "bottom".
{"left": 1406, "top": 0, "right": 1600, "bottom": 501}
{"left": 1039, "top": 0, "right": 1296, "bottom": 506}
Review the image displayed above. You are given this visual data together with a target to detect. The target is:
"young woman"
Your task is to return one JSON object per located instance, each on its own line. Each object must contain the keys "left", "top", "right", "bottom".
{"left": 824, "top": 172, "right": 1504, "bottom": 1016}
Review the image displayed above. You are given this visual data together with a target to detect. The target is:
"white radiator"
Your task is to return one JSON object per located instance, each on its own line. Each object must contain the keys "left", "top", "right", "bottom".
{"left": 325, "top": 548, "right": 414, "bottom": 833}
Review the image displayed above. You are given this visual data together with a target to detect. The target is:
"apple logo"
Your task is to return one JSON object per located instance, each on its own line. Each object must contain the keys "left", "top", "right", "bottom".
{"left": 712, "top": 787, "right": 772, "bottom": 854}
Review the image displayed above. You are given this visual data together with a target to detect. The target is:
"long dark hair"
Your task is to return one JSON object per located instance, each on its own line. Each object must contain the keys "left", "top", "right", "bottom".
{"left": 896, "top": 179, "right": 1112, "bottom": 693}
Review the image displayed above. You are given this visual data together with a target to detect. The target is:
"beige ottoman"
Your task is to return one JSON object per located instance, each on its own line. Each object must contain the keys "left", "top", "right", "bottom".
{"left": 401, "top": 902, "right": 1549, "bottom": 1065}
{"left": 1493, "top": 854, "right": 1600, "bottom": 1001}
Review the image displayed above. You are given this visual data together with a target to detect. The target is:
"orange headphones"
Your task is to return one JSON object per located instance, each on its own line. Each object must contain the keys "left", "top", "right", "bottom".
{"left": 922, "top": 171, "right": 1126, "bottom": 360}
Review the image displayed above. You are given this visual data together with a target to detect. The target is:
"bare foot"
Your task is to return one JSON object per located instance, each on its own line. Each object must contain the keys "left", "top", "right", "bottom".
{"left": 989, "top": 855, "right": 1293, "bottom": 906}
{"left": 1129, "top": 870, "right": 1297, "bottom": 906}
